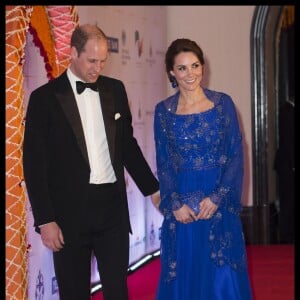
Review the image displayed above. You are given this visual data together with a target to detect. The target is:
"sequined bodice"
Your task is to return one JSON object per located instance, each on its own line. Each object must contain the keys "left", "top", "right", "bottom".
{"left": 168, "top": 108, "right": 225, "bottom": 171}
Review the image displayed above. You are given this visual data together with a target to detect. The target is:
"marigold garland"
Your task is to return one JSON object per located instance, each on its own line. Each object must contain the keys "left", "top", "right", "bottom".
{"left": 6, "top": 5, "right": 33, "bottom": 299}
{"left": 30, "top": 6, "right": 57, "bottom": 80}
{"left": 29, "top": 6, "right": 79, "bottom": 79}
{"left": 6, "top": 5, "right": 79, "bottom": 299}
{"left": 47, "top": 5, "right": 79, "bottom": 77}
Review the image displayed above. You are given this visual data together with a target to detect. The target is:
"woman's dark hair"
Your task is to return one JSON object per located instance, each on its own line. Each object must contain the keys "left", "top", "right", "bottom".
{"left": 71, "top": 24, "right": 107, "bottom": 56}
{"left": 165, "top": 38, "right": 205, "bottom": 83}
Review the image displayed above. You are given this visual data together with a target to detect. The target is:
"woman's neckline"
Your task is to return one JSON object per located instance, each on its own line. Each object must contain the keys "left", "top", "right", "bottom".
{"left": 168, "top": 89, "right": 215, "bottom": 116}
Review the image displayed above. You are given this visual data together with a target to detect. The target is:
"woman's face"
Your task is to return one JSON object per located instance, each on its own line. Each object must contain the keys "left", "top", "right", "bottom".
{"left": 170, "top": 51, "right": 203, "bottom": 92}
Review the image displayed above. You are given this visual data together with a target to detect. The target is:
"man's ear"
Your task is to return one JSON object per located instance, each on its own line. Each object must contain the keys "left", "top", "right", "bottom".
{"left": 70, "top": 46, "right": 78, "bottom": 59}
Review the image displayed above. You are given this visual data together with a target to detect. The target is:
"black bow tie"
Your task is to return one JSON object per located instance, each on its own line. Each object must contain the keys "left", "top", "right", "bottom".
{"left": 76, "top": 81, "right": 98, "bottom": 94}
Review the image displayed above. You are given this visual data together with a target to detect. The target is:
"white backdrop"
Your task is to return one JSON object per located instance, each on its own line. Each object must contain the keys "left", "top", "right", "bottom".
{"left": 24, "top": 6, "right": 166, "bottom": 299}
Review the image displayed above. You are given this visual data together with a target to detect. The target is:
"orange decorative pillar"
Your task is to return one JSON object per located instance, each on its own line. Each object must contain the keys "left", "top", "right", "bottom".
{"left": 5, "top": 5, "right": 32, "bottom": 299}
{"left": 6, "top": 5, "right": 79, "bottom": 299}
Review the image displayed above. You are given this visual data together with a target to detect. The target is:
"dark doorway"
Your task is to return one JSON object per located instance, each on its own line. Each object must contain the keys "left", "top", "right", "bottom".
{"left": 250, "top": 5, "right": 295, "bottom": 244}
{"left": 274, "top": 6, "right": 295, "bottom": 243}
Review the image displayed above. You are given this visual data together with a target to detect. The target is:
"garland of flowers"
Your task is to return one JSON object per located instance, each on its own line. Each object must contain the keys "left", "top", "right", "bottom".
{"left": 29, "top": 6, "right": 79, "bottom": 79}
{"left": 46, "top": 5, "right": 79, "bottom": 77}
{"left": 6, "top": 6, "right": 79, "bottom": 299}
{"left": 5, "top": 5, "right": 33, "bottom": 299}
{"left": 29, "top": 6, "right": 57, "bottom": 80}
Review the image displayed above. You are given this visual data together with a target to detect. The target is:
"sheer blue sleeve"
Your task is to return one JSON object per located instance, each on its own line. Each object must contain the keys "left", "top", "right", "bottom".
{"left": 208, "top": 94, "right": 248, "bottom": 271}
{"left": 154, "top": 102, "right": 183, "bottom": 217}
{"left": 209, "top": 95, "right": 243, "bottom": 214}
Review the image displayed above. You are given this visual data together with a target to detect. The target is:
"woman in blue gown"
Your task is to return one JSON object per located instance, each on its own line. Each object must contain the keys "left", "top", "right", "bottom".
{"left": 153, "top": 38, "right": 253, "bottom": 299}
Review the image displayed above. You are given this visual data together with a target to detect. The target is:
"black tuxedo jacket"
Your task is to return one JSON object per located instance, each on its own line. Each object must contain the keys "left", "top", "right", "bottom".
{"left": 23, "top": 71, "right": 159, "bottom": 234}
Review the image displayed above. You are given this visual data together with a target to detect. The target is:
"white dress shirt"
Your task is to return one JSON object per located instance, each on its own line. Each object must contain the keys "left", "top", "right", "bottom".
{"left": 67, "top": 68, "right": 116, "bottom": 184}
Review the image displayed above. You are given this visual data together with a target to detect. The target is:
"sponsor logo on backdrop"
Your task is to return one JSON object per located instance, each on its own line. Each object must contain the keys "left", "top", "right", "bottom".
{"left": 138, "top": 103, "right": 142, "bottom": 119}
{"left": 52, "top": 276, "right": 59, "bottom": 295}
{"left": 133, "top": 235, "right": 145, "bottom": 247}
{"left": 149, "top": 222, "right": 156, "bottom": 245}
{"left": 158, "top": 227, "right": 162, "bottom": 240}
{"left": 121, "top": 48, "right": 131, "bottom": 65}
{"left": 121, "top": 30, "right": 126, "bottom": 46}
{"left": 146, "top": 43, "right": 156, "bottom": 66}
{"left": 35, "top": 270, "right": 44, "bottom": 300}
{"left": 155, "top": 49, "right": 165, "bottom": 57}
{"left": 134, "top": 30, "right": 143, "bottom": 57}
{"left": 121, "top": 29, "right": 131, "bottom": 65}
{"left": 133, "top": 100, "right": 144, "bottom": 127}
{"left": 107, "top": 37, "right": 119, "bottom": 53}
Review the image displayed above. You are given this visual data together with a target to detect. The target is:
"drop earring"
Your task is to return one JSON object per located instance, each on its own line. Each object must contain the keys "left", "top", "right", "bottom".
{"left": 171, "top": 76, "right": 177, "bottom": 88}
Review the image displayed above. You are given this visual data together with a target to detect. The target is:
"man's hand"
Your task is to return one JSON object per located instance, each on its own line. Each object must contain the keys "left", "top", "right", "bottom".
{"left": 40, "top": 221, "right": 65, "bottom": 252}
{"left": 151, "top": 190, "right": 161, "bottom": 211}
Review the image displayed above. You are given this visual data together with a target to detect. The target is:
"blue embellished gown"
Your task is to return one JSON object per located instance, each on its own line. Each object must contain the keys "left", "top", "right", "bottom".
{"left": 154, "top": 88, "right": 252, "bottom": 300}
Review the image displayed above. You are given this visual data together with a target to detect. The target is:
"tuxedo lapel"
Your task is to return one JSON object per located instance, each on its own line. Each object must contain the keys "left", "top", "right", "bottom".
{"left": 98, "top": 79, "right": 116, "bottom": 161}
{"left": 55, "top": 73, "right": 89, "bottom": 165}
{"left": 54, "top": 73, "right": 117, "bottom": 166}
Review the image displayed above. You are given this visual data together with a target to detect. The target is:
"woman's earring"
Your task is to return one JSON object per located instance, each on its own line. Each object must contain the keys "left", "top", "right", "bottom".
{"left": 171, "top": 76, "right": 177, "bottom": 88}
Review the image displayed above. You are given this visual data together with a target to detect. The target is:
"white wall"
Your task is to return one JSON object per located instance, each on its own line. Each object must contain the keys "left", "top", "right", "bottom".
{"left": 166, "top": 6, "right": 255, "bottom": 206}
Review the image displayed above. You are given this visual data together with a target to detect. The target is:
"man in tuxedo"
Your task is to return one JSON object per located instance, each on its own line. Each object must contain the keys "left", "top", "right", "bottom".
{"left": 23, "top": 24, "right": 160, "bottom": 300}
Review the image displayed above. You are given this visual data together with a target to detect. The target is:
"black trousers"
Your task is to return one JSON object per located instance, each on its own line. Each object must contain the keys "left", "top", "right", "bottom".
{"left": 53, "top": 182, "right": 129, "bottom": 300}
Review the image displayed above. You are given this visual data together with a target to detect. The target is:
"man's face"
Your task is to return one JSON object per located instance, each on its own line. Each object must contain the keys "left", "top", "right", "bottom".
{"left": 70, "top": 38, "right": 108, "bottom": 83}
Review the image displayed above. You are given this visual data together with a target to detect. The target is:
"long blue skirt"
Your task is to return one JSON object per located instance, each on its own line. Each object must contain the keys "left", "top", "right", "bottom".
{"left": 156, "top": 219, "right": 253, "bottom": 300}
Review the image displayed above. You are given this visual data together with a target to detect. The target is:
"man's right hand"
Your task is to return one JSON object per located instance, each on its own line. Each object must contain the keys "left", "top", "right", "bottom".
{"left": 151, "top": 190, "right": 161, "bottom": 211}
{"left": 40, "top": 221, "right": 65, "bottom": 252}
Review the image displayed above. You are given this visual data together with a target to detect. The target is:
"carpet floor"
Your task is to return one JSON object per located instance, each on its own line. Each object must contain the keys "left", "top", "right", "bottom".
{"left": 91, "top": 244, "right": 294, "bottom": 300}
